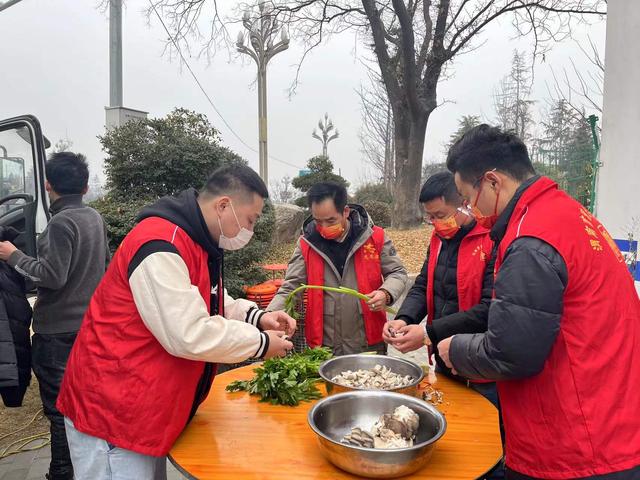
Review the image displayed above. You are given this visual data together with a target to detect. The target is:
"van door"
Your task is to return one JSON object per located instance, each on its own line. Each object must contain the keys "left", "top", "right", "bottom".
{"left": 0, "top": 115, "right": 49, "bottom": 257}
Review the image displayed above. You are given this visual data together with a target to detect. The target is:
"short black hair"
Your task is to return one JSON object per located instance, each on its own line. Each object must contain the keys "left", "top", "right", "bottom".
{"left": 45, "top": 152, "right": 89, "bottom": 195}
{"left": 419, "top": 171, "right": 462, "bottom": 205}
{"left": 446, "top": 124, "right": 535, "bottom": 183}
{"left": 307, "top": 182, "right": 348, "bottom": 211}
{"left": 202, "top": 164, "right": 269, "bottom": 200}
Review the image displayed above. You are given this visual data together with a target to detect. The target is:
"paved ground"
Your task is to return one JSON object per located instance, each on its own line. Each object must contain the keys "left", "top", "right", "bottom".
{"left": 0, "top": 446, "right": 185, "bottom": 480}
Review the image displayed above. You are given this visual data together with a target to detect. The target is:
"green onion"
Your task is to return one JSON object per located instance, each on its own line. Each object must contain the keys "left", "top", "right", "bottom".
{"left": 284, "top": 284, "right": 397, "bottom": 320}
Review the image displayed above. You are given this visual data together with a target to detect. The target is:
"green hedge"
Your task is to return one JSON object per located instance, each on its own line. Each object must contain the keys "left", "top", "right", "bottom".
{"left": 92, "top": 195, "right": 275, "bottom": 298}
{"left": 361, "top": 200, "right": 392, "bottom": 228}
{"left": 353, "top": 183, "right": 393, "bottom": 205}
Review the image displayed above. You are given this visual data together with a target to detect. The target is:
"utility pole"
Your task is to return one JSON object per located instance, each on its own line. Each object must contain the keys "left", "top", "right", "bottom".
{"left": 105, "top": 0, "right": 146, "bottom": 129}
{"left": 237, "top": 2, "right": 289, "bottom": 185}
{"left": 110, "top": 0, "right": 123, "bottom": 107}
{"left": 312, "top": 113, "right": 339, "bottom": 157}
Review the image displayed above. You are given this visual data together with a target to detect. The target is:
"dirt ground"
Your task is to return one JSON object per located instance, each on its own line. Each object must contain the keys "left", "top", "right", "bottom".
{"left": 264, "top": 226, "right": 432, "bottom": 274}
{"left": 0, "top": 378, "right": 49, "bottom": 456}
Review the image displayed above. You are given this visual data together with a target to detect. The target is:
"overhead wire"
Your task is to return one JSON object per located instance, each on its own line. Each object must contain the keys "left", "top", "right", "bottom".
{"left": 148, "top": 1, "right": 303, "bottom": 171}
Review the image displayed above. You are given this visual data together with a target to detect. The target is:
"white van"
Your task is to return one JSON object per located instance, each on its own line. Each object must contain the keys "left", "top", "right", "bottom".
{"left": 0, "top": 115, "right": 51, "bottom": 257}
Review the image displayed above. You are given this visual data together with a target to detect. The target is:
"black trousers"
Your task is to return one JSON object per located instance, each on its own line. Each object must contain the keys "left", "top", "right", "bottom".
{"left": 32, "top": 332, "right": 77, "bottom": 480}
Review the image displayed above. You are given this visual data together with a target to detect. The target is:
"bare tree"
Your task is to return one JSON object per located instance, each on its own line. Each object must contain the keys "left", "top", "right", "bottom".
{"left": 52, "top": 137, "right": 74, "bottom": 153}
{"left": 548, "top": 35, "right": 604, "bottom": 121}
{"left": 422, "top": 160, "right": 448, "bottom": 182}
{"left": 358, "top": 66, "right": 395, "bottom": 189}
{"left": 147, "top": 0, "right": 606, "bottom": 228}
{"left": 494, "top": 50, "right": 535, "bottom": 141}
{"left": 270, "top": 174, "right": 297, "bottom": 204}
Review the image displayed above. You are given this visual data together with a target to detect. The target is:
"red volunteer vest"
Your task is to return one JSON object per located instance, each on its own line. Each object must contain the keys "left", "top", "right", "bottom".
{"left": 427, "top": 222, "right": 493, "bottom": 381}
{"left": 57, "top": 217, "right": 221, "bottom": 457}
{"left": 300, "top": 226, "right": 387, "bottom": 347}
{"left": 494, "top": 177, "right": 640, "bottom": 479}
{"left": 426, "top": 222, "right": 492, "bottom": 322}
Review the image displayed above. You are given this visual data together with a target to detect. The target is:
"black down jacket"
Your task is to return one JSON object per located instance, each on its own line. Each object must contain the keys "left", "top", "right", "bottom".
{"left": 0, "top": 226, "right": 33, "bottom": 407}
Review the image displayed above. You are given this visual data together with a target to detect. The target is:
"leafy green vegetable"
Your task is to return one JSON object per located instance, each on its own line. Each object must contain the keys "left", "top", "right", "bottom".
{"left": 225, "top": 347, "right": 333, "bottom": 406}
{"left": 283, "top": 284, "right": 398, "bottom": 320}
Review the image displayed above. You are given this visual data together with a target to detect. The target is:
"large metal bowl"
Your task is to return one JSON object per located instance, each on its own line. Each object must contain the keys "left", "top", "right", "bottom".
{"left": 318, "top": 354, "right": 424, "bottom": 397}
{"left": 308, "top": 390, "right": 446, "bottom": 478}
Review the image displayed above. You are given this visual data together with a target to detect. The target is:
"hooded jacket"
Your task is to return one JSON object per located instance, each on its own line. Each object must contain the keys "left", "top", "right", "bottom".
{"left": 268, "top": 204, "right": 407, "bottom": 355}
{"left": 58, "top": 189, "right": 269, "bottom": 456}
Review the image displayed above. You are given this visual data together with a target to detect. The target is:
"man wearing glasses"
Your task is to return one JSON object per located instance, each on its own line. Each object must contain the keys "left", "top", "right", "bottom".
{"left": 440, "top": 124, "right": 640, "bottom": 480}
{"left": 384, "top": 171, "right": 503, "bottom": 478}
{"left": 384, "top": 172, "right": 497, "bottom": 404}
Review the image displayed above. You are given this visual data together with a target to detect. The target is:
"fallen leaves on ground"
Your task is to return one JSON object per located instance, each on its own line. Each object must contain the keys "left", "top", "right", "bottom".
{"left": 263, "top": 241, "right": 297, "bottom": 267}
{"left": 263, "top": 226, "right": 432, "bottom": 275}
{"left": 385, "top": 226, "right": 432, "bottom": 273}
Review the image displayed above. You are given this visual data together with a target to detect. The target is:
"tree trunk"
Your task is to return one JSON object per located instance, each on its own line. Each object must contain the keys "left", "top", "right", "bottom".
{"left": 391, "top": 113, "right": 429, "bottom": 229}
{"left": 384, "top": 102, "right": 394, "bottom": 190}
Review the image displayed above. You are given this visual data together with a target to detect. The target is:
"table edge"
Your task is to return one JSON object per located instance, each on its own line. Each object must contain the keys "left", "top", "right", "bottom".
{"left": 169, "top": 366, "right": 504, "bottom": 480}
{"left": 169, "top": 454, "right": 198, "bottom": 480}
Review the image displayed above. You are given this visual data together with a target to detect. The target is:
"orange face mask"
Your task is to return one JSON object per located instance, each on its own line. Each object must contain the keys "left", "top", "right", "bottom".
{"left": 433, "top": 214, "right": 460, "bottom": 240}
{"left": 472, "top": 177, "right": 500, "bottom": 229}
{"left": 317, "top": 222, "right": 345, "bottom": 240}
{"left": 432, "top": 208, "right": 470, "bottom": 239}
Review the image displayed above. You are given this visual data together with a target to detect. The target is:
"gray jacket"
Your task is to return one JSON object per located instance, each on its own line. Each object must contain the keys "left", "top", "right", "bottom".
{"left": 268, "top": 205, "right": 407, "bottom": 355}
{"left": 8, "top": 195, "right": 110, "bottom": 334}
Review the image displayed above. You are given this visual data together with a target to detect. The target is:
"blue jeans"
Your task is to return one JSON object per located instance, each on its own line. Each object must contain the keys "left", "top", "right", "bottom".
{"left": 64, "top": 418, "right": 167, "bottom": 480}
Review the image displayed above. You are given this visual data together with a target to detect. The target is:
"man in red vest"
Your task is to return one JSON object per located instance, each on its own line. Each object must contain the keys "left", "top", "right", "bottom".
{"left": 384, "top": 172, "right": 504, "bottom": 480}
{"left": 384, "top": 172, "right": 497, "bottom": 400}
{"left": 440, "top": 124, "right": 640, "bottom": 480}
{"left": 56, "top": 165, "right": 295, "bottom": 479}
{"left": 268, "top": 182, "right": 407, "bottom": 355}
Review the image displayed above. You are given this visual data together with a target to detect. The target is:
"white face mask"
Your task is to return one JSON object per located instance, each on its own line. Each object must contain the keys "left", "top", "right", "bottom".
{"left": 217, "top": 201, "right": 254, "bottom": 251}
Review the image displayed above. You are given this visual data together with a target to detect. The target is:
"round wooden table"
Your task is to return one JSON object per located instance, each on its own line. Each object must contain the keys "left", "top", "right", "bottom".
{"left": 170, "top": 365, "right": 502, "bottom": 479}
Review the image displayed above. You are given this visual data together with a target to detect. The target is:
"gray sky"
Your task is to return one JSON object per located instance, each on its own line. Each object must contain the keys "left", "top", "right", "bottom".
{"left": 0, "top": 0, "right": 606, "bottom": 189}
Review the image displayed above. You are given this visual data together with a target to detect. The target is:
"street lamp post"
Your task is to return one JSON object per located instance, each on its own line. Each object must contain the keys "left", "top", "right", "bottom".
{"left": 312, "top": 113, "right": 339, "bottom": 157}
{"left": 237, "top": 2, "right": 289, "bottom": 184}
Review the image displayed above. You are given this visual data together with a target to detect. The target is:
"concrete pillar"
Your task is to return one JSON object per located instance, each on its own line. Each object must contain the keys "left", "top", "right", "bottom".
{"left": 597, "top": 0, "right": 640, "bottom": 292}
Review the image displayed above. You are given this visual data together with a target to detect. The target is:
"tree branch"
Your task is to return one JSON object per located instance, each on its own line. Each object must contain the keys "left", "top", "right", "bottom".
{"left": 447, "top": 1, "right": 605, "bottom": 58}
{"left": 416, "top": 0, "right": 433, "bottom": 75}
{"left": 391, "top": 0, "right": 423, "bottom": 117}
{"left": 419, "top": 0, "right": 450, "bottom": 111}
{"left": 361, "top": 0, "right": 403, "bottom": 105}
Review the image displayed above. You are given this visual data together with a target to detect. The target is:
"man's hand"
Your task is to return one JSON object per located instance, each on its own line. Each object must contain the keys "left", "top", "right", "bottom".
{"left": 366, "top": 290, "right": 388, "bottom": 312}
{"left": 263, "top": 330, "right": 294, "bottom": 359}
{"left": 388, "top": 324, "right": 428, "bottom": 354}
{"left": 0, "top": 241, "right": 18, "bottom": 262}
{"left": 260, "top": 311, "right": 297, "bottom": 336}
{"left": 437, "top": 336, "right": 457, "bottom": 375}
{"left": 382, "top": 319, "right": 407, "bottom": 343}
